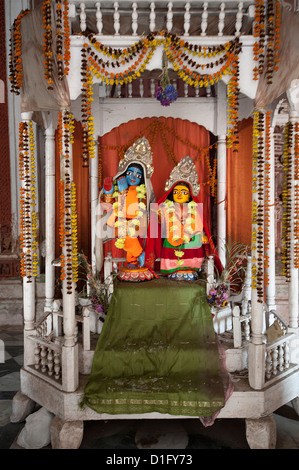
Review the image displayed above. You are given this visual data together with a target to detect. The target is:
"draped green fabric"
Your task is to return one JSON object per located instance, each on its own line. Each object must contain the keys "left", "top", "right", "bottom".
{"left": 81, "top": 278, "right": 225, "bottom": 417}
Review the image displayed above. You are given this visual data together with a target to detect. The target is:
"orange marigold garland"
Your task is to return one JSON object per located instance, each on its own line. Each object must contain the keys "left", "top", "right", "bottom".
{"left": 281, "top": 122, "right": 292, "bottom": 281}
{"left": 58, "top": 110, "right": 78, "bottom": 293}
{"left": 251, "top": 111, "right": 265, "bottom": 301}
{"left": 56, "top": 0, "right": 64, "bottom": 79}
{"left": 9, "top": 10, "right": 30, "bottom": 95}
{"left": 43, "top": 0, "right": 54, "bottom": 90}
{"left": 263, "top": 112, "right": 272, "bottom": 286}
{"left": 62, "top": 0, "right": 71, "bottom": 76}
{"left": 253, "top": 0, "right": 281, "bottom": 82}
{"left": 226, "top": 55, "right": 240, "bottom": 151}
{"left": 19, "top": 121, "right": 39, "bottom": 281}
{"left": 295, "top": 122, "right": 299, "bottom": 267}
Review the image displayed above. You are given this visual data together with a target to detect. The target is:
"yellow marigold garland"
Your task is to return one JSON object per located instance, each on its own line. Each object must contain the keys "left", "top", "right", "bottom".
{"left": 19, "top": 121, "right": 39, "bottom": 281}
{"left": 281, "top": 122, "right": 292, "bottom": 281}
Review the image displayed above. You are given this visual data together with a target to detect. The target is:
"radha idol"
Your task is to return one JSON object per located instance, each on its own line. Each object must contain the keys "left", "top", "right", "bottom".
{"left": 95, "top": 137, "right": 156, "bottom": 281}
{"left": 145, "top": 156, "right": 222, "bottom": 280}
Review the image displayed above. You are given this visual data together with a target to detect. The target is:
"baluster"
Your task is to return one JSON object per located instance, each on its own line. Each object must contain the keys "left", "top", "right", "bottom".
{"left": 244, "top": 318, "right": 250, "bottom": 341}
{"left": 235, "top": 2, "right": 243, "bottom": 36}
{"left": 41, "top": 346, "right": 47, "bottom": 373}
{"left": 139, "top": 78, "right": 144, "bottom": 97}
{"left": 218, "top": 3, "right": 225, "bottom": 37}
{"left": 79, "top": 2, "right": 86, "bottom": 32}
{"left": 96, "top": 2, "right": 103, "bottom": 34}
{"left": 149, "top": 2, "right": 156, "bottom": 32}
{"left": 128, "top": 82, "right": 133, "bottom": 98}
{"left": 284, "top": 342, "right": 290, "bottom": 369}
{"left": 184, "top": 82, "right": 188, "bottom": 97}
{"left": 116, "top": 84, "right": 121, "bottom": 98}
{"left": 132, "top": 2, "right": 138, "bottom": 36}
{"left": 166, "top": 2, "right": 173, "bottom": 33}
{"left": 206, "top": 83, "right": 211, "bottom": 97}
{"left": 201, "top": 2, "right": 208, "bottom": 36}
{"left": 278, "top": 344, "right": 284, "bottom": 372}
{"left": 112, "top": 261, "right": 118, "bottom": 272}
{"left": 272, "top": 347, "right": 278, "bottom": 375}
{"left": 54, "top": 353, "right": 61, "bottom": 380}
{"left": 34, "top": 344, "right": 40, "bottom": 369}
{"left": 266, "top": 350, "right": 272, "bottom": 379}
{"left": 195, "top": 85, "right": 199, "bottom": 98}
{"left": 150, "top": 78, "right": 155, "bottom": 97}
{"left": 47, "top": 348, "right": 54, "bottom": 376}
{"left": 184, "top": 2, "right": 191, "bottom": 36}
{"left": 114, "top": 2, "right": 120, "bottom": 36}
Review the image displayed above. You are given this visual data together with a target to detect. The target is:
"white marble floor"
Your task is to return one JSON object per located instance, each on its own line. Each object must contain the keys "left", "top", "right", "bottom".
{"left": 0, "top": 328, "right": 298, "bottom": 450}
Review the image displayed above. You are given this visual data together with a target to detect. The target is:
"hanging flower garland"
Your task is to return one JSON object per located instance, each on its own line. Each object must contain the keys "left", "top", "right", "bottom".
{"left": 155, "top": 49, "right": 178, "bottom": 106}
{"left": 58, "top": 110, "right": 79, "bottom": 293}
{"left": 82, "top": 31, "right": 242, "bottom": 154}
{"left": 8, "top": 10, "right": 30, "bottom": 95}
{"left": 251, "top": 111, "right": 265, "bottom": 301}
{"left": 42, "top": 0, "right": 54, "bottom": 90}
{"left": 19, "top": 121, "right": 39, "bottom": 282}
{"left": 294, "top": 122, "right": 299, "bottom": 268}
{"left": 263, "top": 111, "right": 272, "bottom": 286}
{"left": 253, "top": 0, "right": 281, "bottom": 83}
{"left": 281, "top": 122, "right": 293, "bottom": 281}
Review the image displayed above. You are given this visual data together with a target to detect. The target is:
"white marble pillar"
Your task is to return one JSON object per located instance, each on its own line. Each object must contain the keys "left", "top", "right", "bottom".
{"left": 44, "top": 127, "right": 56, "bottom": 312}
{"left": 21, "top": 112, "right": 36, "bottom": 368}
{"left": 90, "top": 140, "right": 99, "bottom": 274}
{"left": 217, "top": 135, "right": 227, "bottom": 267}
{"left": 248, "top": 111, "right": 265, "bottom": 390}
{"left": 61, "top": 113, "right": 78, "bottom": 392}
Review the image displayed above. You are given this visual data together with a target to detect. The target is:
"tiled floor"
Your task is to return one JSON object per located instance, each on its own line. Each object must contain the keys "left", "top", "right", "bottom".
{"left": 0, "top": 328, "right": 298, "bottom": 450}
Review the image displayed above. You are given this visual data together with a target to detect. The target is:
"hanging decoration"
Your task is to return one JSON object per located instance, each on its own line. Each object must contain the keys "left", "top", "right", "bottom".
{"left": 251, "top": 111, "right": 265, "bottom": 302}
{"left": 58, "top": 109, "right": 79, "bottom": 293}
{"left": 281, "top": 121, "right": 293, "bottom": 281}
{"left": 8, "top": 9, "right": 30, "bottom": 95}
{"left": 81, "top": 31, "right": 242, "bottom": 154}
{"left": 98, "top": 118, "right": 218, "bottom": 197}
{"left": 294, "top": 123, "right": 299, "bottom": 268}
{"left": 19, "top": 121, "right": 39, "bottom": 282}
{"left": 155, "top": 49, "right": 178, "bottom": 106}
{"left": 253, "top": 0, "right": 281, "bottom": 83}
{"left": 263, "top": 111, "right": 272, "bottom": 286}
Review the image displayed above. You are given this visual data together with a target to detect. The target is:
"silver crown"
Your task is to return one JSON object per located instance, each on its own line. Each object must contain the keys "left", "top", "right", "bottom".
{"left": 165, "top": 156, "right": 200, "bottom": 196}
{"left": 118, "top": 137, "right": 154, "bottom": 179}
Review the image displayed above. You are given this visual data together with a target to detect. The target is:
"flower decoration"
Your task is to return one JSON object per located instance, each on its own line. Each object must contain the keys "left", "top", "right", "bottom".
{"left": 19, "top": 120, "right": 39, "bottom": 282}
{"left": 155, "top": 49, "right": 178, "bottom": 106}
{"left": 58, "top": 110, "right": 78, "bottom": 294}
{"left": 207, "top": 283, "right": 230, "bottom": 308}
{"left": 215, "top": 238, "right": 249, "bottom": 294}
{"left": 9, "top": 10, "right": 30, "bottom": 95}
{"left": 281, "top": 121, "right": 293, "bottom": 281}
{"left": 78, "top": 253, "right": 114, "bottom": 315}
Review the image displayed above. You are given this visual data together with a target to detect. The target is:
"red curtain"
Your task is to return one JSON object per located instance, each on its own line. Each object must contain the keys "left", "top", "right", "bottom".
{"left": 55, "top": 116, "right": 217, "bottom": 262}
{"left": 227, "top": 118, "right": 253, "bottom": 246}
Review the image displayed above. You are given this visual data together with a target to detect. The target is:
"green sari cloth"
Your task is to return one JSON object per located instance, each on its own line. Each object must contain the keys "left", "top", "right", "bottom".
{"left": 81, "top": 278, "right": 225, "bottom": 417}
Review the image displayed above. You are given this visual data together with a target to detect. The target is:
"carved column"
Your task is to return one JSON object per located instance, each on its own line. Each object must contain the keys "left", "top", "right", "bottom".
{"left": 217, "top": 135, "right": 227, "bottom": 267}
{"left": 21, "top": 112, "right": 36, "bottom": 368}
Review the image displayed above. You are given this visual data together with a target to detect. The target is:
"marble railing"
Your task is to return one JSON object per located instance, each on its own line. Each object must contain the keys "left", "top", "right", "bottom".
{"left": 68, "top": 1, "right": 255, "bottom": 38}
